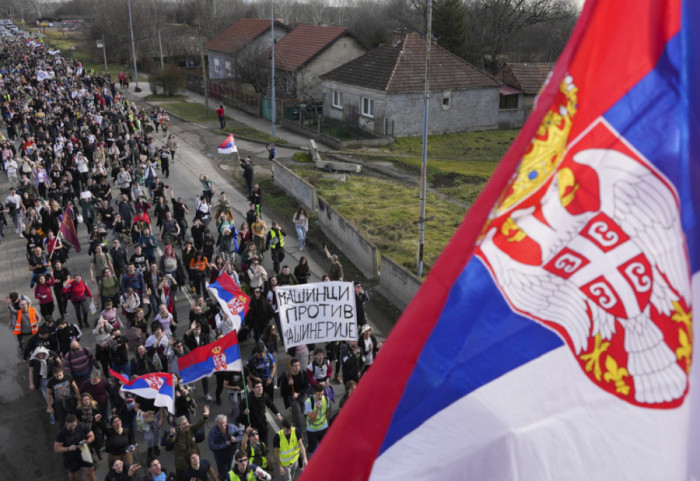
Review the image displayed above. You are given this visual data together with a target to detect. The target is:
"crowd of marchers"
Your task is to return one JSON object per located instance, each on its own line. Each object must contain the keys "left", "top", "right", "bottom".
{"left": 1, "top": 32, "right": 380, "bottom": 481}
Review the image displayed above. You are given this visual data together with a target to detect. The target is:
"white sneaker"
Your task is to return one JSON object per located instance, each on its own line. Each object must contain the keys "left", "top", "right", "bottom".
{"left": 205, "top": 394, "right": 212, "bottom": 402}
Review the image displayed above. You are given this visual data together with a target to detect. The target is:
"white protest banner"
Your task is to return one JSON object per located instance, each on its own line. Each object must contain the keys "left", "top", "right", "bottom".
{"left": 277, "top": 281, "right": 357, "bottom": 349}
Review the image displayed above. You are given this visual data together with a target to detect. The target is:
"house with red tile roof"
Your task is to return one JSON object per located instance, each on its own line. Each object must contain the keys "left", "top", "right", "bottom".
{"left": 320, "top": 33, "right": 503, "bottom": 137}
{"left": 498, "top": 62, "right": 554, "bottom": 124}
{"left": 204, "top": 18, "right": 290, "bottom": 81}
{"left": 262, "top": 24, "right": 366, "bottom": 100}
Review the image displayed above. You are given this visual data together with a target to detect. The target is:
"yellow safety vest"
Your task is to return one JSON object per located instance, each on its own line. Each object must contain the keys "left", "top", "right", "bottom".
{"left": 269, "top": 229, "right": 284, "bottom": 249}
{"left": 306, "top": 396, "right": 328, "bottom": 431}
{"left": 228, "top": 469, "right": 255, "bottom": 481}
{"left": 277, "top": 428, "right": 300, "bottom": 467}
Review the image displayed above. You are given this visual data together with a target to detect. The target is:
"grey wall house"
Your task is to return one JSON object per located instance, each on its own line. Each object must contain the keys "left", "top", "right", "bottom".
{"left": 320, "top": 33, "right": 501, "bottom": 137}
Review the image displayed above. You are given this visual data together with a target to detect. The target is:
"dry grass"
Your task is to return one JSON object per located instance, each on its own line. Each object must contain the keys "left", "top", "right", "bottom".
{"left": 298, "top": 169, "right": 466, "bottom": 274}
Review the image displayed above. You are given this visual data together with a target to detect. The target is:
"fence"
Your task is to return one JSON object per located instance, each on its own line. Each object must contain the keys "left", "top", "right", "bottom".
{"left": 184, "top": 70, "right": 261, "bottom": 116}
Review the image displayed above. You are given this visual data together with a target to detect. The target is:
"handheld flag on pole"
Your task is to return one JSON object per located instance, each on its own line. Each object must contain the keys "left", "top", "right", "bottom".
{"left": 207, "top": 272, "right": 249, "bottom": 332}
{"left": 300, "top": 1, "right": 700, "bottom": 480}
{"left": 109, "top": 369, "right": 175, "bottom": 415}
{"left": 217, "top": 134, "right": 238, "bottom": 154}
{"left": 59, "top": 203, "right": 81, "bottom": 253}
{"left": 178, "top": 330, "right": 242, "bottom": 385}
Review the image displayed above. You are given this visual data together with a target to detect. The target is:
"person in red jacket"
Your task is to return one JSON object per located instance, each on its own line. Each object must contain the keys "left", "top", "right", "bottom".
{"left": 216, "top": 104, "right": 225, "bottom": 129}
{"left": 63, "top": 273, "right": 93, "bottom": 328}
{"left": 34, "top": 273, "right": 56, "bottom": 319}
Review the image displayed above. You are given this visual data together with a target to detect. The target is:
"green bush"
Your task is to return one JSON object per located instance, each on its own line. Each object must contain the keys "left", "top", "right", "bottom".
{"left": 148, "top": 65, "right": 185, "bottom": 96}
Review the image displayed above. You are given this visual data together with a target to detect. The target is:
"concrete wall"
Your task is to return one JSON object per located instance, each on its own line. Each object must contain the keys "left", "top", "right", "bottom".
{"left": 497, "top": 108, "right": 527, "bottom": 129}
{"left": 270, "top": 160, "right": 318, "bottom": 213}
{"left": 271, "top": 161, "right": 421, "bottom": 306}
{"left": 316, "top": 196, "right": 380, "bottom": 279}
{"left": 321, "top": 81, "right": 501, "bottom": 137}
{"left": 377, "top": 254, "right": 422, "bottom": 311}
{"left": 386, "top": 88, "right": 500, "bottom": 137}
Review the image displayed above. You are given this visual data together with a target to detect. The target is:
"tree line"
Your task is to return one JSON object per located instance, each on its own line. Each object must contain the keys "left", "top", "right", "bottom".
{"left": 7, "top": 0, "right": 579, "bottom": 75}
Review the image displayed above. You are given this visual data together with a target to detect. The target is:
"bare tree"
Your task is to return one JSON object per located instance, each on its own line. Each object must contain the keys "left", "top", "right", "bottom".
{"left": 235, "top": 43, "right": 271, "bottom": 95}
{"left": 463, "top": 0, "right": 576, "bottom": 71}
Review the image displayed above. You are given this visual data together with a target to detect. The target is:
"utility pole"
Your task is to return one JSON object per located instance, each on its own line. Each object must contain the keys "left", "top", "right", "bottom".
{"left": 270, "top": 0, "right": 276, "bottom": 136}
{"left": 127, "top": 0, "right": 141, "bottom": 92}
{"left": 157, "top": 23, "right": 164, "bottom": 69}
{"left": 197, "top": 25, "right": 209, "bottom": 117}
{"left": 101, "top": 34, "right": 108, "bottom": 72}
{"left": 417, "top": 0, "right": 433, "bottom": 278}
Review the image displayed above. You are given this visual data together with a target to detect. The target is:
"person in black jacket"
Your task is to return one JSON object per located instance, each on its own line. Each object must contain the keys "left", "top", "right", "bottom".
{"left": 279, "top": 358, "right": 309, "bottom": 439}
{"left": 184, "top": 321, "right": 212, "bottom": 401}
{"left": 239, "top": 380, "right": 283, "bottom": 445}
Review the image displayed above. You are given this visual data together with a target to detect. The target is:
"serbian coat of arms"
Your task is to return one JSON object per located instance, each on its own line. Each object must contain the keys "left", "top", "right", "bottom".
{"left": 477, "top": 76, "right": 692, "bottom": 408}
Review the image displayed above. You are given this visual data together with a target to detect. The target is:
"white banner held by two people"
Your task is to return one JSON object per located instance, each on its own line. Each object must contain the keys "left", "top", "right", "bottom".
{"left": 277, "top": 281, "right": 358, "bottom": 349}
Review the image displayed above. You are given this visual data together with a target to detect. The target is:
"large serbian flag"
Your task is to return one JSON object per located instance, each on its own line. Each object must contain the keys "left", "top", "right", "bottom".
{"left": 110, "top": 370, "right": 175, "bottom": 414}
{"left": 59, "top": 203, "right": 81, "bottom": 253}
{"left": 208, "top": 272, "right": 250, "bottom": 332}
{"left": 178, "top": 330, "right": 242, "bottom": 385}
{"left": 301, "top": 1, "right": 700, "bottom": 480}
{"left": 217, "top": 134, "right": 238, "bottom": 154}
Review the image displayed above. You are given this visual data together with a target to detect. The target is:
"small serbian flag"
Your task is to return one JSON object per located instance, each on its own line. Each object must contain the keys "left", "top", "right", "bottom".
{"left": 109, "top": 369, "right": 175, "bottom": 414}
{"left": 218, "top": 134, "right": 238, "bottom": 154}
{"left": 178, "top": 330, "right": 242, "bottom": 385}
{"left": 208, "top": 272, "right": 249, "bottom": 332}
{"left": 59, "top": 203, "right": 81, "bottom": 253}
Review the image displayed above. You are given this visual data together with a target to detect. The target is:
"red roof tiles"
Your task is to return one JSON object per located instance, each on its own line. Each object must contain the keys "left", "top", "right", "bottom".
{"left": 204, "top": 18, "right": 288, "bottom": 55}
{"left": 266, "top": 25, "right": 353, "bottom": 72}
{"left": 501, "top": 62, "right": 553, "bottom": 95}
{"left": 321, "top": 33, "right": 498, "bottom": 93}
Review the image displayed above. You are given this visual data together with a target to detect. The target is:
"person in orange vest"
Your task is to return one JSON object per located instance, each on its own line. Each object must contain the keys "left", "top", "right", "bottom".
{"left": 13, "top": 298, "right": 41, "bottom": 350}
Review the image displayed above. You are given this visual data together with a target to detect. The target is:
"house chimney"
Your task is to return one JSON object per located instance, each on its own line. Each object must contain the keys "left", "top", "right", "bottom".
{"left": 391, "top": 29, "right": 405, "bottom": 47}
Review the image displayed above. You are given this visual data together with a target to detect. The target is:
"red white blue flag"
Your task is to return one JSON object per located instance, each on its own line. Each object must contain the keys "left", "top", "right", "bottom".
{"left": 207, "top": 272, "right": 250, "bottom": 332}
{"left": 217, "top": 134, "right": 238, "bottom": 154}
{"left": 109, "top": 369, "right": 175, "bottom": 414}
{"left": 302, "top": 1, "right": 700, "bottom": 480}
{"left": 178, "top": 330, "right": 242, "bottom": 385}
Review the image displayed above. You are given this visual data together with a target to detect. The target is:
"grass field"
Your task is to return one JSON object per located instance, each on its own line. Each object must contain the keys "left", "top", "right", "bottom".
{"left": 295, "top": 168, "right": 467, "bottom": 273}
{"left": 350, "top": 129, "right": 518, "bottom": 204}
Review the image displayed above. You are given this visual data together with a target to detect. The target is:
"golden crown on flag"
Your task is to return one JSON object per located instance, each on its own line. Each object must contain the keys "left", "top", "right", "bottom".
{"left": 496, "top": 75, "right": 578, "bottom": 215}
{"left": 211, "top": 346, "right": 222, "bottom": 355}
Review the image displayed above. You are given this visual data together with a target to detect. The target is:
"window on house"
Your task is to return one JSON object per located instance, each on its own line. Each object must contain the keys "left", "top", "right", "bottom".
{"left": 362, "top": 97, "right": 374, "bottom": 118}
{"left": 442, "top": 90, "right": 451, "bottom": 110}
{"left": 225, "top": 61, "right": 232, "bottom": 77}
{"left": 332, "top": 90, "right": 343, "bottom": 109}
{"left": 499, "top": 94, "right": 519, "bottom": 109}
{"left": 214, "top": 58, "right": 221, "bottom": 73}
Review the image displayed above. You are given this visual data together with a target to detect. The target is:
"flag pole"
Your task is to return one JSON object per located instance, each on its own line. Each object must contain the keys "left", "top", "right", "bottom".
{"left": 237, "top": 341, "right": 252, "bottom": 426}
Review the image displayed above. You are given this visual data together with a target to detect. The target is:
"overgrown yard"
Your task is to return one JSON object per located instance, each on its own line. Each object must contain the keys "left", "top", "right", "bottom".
{"left": 294, "top": 168, "right": 467, "bottom": 274}
{"left": 349, "top": 129, "right": 518, "bottom": 204}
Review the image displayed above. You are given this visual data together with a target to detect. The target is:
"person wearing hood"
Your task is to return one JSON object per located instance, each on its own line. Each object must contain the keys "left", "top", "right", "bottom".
{"left": 29, "top": 345, "right": 62, "bottom": 401}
